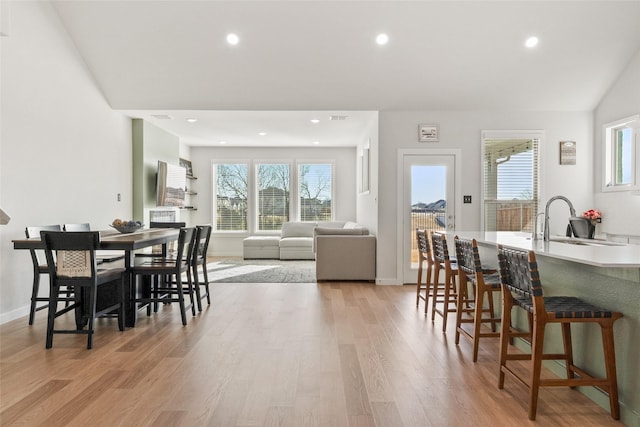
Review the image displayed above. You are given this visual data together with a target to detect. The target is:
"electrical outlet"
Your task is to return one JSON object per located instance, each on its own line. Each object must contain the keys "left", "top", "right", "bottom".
{"left": 463, "top": 195, "right": 472, "bottom": 204}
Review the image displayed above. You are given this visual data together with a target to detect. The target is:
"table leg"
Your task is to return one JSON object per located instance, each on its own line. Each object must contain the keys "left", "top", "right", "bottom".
{"left": 124, "top": 250, "right": 136, "bottom": 327}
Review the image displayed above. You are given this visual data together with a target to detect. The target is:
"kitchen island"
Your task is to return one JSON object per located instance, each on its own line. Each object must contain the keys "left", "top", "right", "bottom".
{"left": 456, "top": 232, "right": 640, "bottom": 427}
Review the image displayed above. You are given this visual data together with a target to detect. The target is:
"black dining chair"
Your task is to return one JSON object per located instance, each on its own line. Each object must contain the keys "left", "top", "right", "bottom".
{"left": 25, "top": 225, "right": 73, "bottom": 325}
{"left": 136, "top": 221, "right": 186, "bottom": 258}
{"left": 192, "top": 225, "right": 212, "bottom": 311}
{"left": 41, "top": 231, "right": 125, "bottom": 349}
{"left": 63, "top": 223, "right": 90, "bottom": 231}
{"left": 131, "top": 227, "right": 197, "bottom": 326}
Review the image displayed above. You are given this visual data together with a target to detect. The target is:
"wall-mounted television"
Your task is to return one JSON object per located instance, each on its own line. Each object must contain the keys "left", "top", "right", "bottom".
{"left": 156, "top": 160, "right": 186, "bottom": 207}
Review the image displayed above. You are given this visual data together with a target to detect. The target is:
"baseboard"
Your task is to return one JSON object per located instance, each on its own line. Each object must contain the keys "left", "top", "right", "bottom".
{"left": 375, "top": 278, "right": 402, "bottom": 285}
{"left": 0, "top": 305, "right": 28, "bottom": 325}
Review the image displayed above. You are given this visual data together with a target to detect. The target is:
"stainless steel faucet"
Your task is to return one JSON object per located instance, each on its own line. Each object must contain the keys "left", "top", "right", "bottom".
{"left": 543, "top": 195, "right": 576, "bottom": 241}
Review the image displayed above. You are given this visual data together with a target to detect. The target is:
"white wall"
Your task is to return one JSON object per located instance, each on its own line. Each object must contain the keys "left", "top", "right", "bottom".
{"left": 377, "top": 110, "right": 594, "bottom": 283}
{"left": 594, "top": 50, "right": 640, "bottom": 238}
{"left": 0, "top": 1, "right": 132, "bottom": 322}
{"left": 355, "top": 113, "right": 379, "bottom": 236}
{"left": 187, "top": 146, "right": 357, "bottom": 256}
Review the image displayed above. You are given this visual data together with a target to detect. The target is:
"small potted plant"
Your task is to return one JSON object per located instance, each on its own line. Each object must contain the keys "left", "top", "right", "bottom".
{"left": 581, "top": 209, "right": 602, "bottom": 239}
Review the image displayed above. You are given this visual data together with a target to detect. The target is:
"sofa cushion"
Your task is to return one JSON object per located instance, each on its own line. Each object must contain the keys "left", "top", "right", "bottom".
{"left": 281, "top": 221, "right": 317, "bottom": 238}
{"left": 279, "top": 237, "right": 314, "bottom": 248}
{"left": 314, "top": 227, "right": 368, "bottom": 236}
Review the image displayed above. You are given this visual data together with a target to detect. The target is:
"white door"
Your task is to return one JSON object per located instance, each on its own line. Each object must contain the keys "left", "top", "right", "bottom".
{"left": 402, "top": 154, "right": 456, "bottom": 283}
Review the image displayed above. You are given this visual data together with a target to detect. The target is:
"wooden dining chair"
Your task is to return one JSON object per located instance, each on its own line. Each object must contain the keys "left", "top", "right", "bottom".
{"left": 25, "top": 225, "right": 72, "bottom": 325}
{"left": 453, "top": 236, "right": 501, "bottom": 362}
{"left": 496, "top": 245, "right": 623, "bottom": 420}
{"left": 430, "top": 231, "right": 459, "bottom": 332}
{"left": 41, "top": 231, "right": 125, "bottom": 349}
{"left": 131, "top": 227, "right": 197, "bottom": 326}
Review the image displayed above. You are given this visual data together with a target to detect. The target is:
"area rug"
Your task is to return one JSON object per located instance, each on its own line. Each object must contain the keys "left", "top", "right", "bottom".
{"left": 204, "top": 258, "right": 317, "bottom": 283}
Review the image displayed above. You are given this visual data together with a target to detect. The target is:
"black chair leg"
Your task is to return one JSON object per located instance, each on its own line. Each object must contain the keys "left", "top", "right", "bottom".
{"left": 86, "top": 285, "right": 100, "bottom": 349}
{"left": 176, "top": 274, "right": 187, "bottom": 326}
{"left": 29, "top": 274, "right": 42, "bottom": 325}
{"left": 193, "top": 265, "right": 203, "bottom": 312}
{"left": 45, "top": 285, "right": 59, "bottom": 349}
{"left": 187, "top": 270, "right": 196, "bottom": 316}
{"left": 202, "top": 266, "right": 211, "bottom": 305}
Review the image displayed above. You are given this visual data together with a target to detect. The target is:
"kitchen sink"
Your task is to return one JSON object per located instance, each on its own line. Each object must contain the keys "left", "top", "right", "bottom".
{"left": 548, "top": 236, "right": 626, "bottom": 247}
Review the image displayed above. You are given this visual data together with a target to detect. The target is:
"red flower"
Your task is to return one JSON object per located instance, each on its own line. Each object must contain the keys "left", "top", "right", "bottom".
{"left": 582, "top": 209, "right": 602, "bottom": 221}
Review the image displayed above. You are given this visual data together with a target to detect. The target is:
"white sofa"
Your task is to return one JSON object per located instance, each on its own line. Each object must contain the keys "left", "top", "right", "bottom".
{"left": 242, "top": 221, "right": 375, "bottom": 270}
{"left": 278, "top": 221, "right": 317, "bottom": 260}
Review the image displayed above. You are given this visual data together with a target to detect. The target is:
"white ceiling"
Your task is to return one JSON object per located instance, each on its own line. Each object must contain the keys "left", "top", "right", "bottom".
{"left": 51, "top": 0, "right": 640, "bottom": 147}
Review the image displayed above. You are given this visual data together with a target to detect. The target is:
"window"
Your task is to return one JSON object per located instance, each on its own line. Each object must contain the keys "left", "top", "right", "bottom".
{"left": 299, "top": 163, "right": 332, "bottom": 221}
{"left": 213, "top": 163, "right": 248, "bottom": 231}
{"left": 603, "top": 115, "right": 639, "bottom": 191}
{"left": 257, "top": 163, "right": 290, "bottom": 231}
{"left": 213, "top": 160, "right": 335, "bottom": 233}
{"left": 483, "top": 137, "right": 540, "bottom": 232}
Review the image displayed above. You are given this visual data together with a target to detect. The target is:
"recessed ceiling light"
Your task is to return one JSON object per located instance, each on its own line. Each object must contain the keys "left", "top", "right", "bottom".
{"left": 258, "top": 132, "right": 267, "bottom": 136}
{"left": 226, "top": 33, "right": 239, "bottom": 45}
{"left": 219, "top": 140, "right": 227, "bottom": 145}
{"left": 186, "top": 118, "right": 198, "bottom": 123}
{"left": 312, "top": 141, "right": 320, "bottom": 145}
{"left": 525, "top": 36, "right": 539, "bottom": 48}
{"left": 376, "top": 33, "right": 389, "bottom": 45}
{"left": 310, "top": 119, "right": 320, "bottom": 124}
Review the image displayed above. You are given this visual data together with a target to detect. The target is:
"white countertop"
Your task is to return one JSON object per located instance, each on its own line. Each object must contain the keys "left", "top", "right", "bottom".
{"left": 455, "top": 232, "right": 640, "bottom": 268}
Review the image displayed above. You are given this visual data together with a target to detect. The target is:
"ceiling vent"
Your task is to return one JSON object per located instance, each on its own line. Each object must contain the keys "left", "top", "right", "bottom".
{"left": 151, "top": 114, "right": 173, "bottom": 120}
{"left": 329, "top": 115, "right": 348, "bottom": 121}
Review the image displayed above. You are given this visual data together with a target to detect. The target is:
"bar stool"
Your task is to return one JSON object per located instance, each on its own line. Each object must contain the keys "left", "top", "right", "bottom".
{"left": 453, "top": 236, "right": 501, "bottom": 362}
{"left": 415, "top": 229, "right": 435, "bottom": 314}
{"left": 430, "top": 231, "right": 458, "bottom": 331}
{"left": 496, "top": 245, "right": 623, "bottom": 420}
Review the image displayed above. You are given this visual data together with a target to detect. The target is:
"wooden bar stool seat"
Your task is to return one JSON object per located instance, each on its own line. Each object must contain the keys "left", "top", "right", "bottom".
{"left": 497, "top": 245, "right": 623, "bottom": 420}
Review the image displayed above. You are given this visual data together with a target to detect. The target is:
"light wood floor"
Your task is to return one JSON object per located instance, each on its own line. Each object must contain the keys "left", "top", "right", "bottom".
{"left": 0, "top": 282, "right": 622, "bottom": 427}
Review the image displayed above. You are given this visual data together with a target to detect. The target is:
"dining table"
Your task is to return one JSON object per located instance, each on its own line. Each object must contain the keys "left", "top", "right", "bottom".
{"left": 12, "top": 228, "right": 181, "bottom": 327}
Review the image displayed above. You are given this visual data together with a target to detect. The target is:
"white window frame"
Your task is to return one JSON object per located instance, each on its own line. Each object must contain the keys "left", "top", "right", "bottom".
{"left": 480, "top": 130, "right": 544, "bottom": 233}
{"left": 602, "top": 115, "right": 639, "bottom": 192}
{"left": 212, "top": 158, "right": 337, "bottom": 235}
